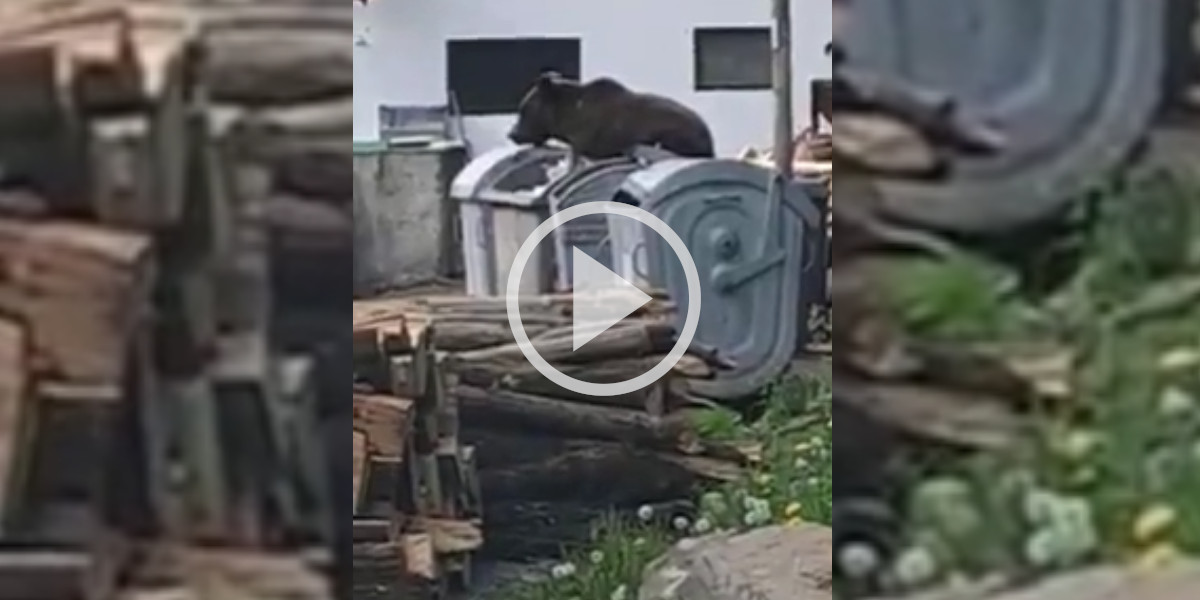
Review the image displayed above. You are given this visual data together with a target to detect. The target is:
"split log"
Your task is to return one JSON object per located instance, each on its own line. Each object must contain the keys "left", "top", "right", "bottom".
{"left": 456, "top": 357, "right": 698, "bottom": 412}
{"left": 233, "top": 99, "right": 351, "bottom": 201}
{"left": 459, "top": 428, "right": 585, "bottom": 470}
{"left": 478, "top": 442, "right": 700, "bottom": 504}
{"left": 451, "top": 321, "right": 677, "bottom": 368}
{"left": 351, "top": 517, "right": 398, "bottom": 544}
{"left": 454, "top": 385, "right": 692, "bottom": 448}
{"left": 354, "top": 314, "right": 556, "bottom": 358}
{"left": 0, "top": 319, "right": 30, "bottom": 529}
{"left": 124, "top": 546, "right": 332, "bottom": 600}
{"left": 0, "top": 549, "right": 106, "bottom": 600}
{"left": 352, "top": 431, "right": 367, "bottom": 512}
{"left": 201, "top": 26, "right": 352, "bottom": 106}
{"left": 382, "top": 288, "right": 673, "bottom": 319}
{"left": 351, "top": 394, "right": 413, "bottom": 461}
{"left": 0, "top": 1, "right": 351, "bottom": 103}
{"left": 409, "top": 517, "right": 483, "bottom": 555}
{"left": 264, "top": 195, "right": 351, "bottom": 253}
{"left": 0, "top": 217, "right": 154, "bottom": 385}
{"left": 352, "top": 542, "right": 427, "bottom": 600}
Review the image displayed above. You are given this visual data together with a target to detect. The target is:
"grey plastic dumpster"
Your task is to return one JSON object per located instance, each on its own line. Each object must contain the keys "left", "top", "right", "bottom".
{"left": 542, "top": 146, "right": 675, "bottom": 290}
{"left": 612, "top": 159, "right": 824, "bottom": 400}
{"left": 450, "top": 145, "right": 571, "bottom": 296}
{"left": 841, "top": 0, "right": 1166, "bottom": 234}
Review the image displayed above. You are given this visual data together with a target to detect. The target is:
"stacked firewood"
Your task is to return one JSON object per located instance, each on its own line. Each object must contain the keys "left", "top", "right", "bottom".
{"left": 351, "top": 290, "right": 755, "bottom": 583}
{"left": 0, "top": 217, "right": 155, "bottom": 600}
{"left": 351, "top": 321, "right": 483, "bottom": 599}
{"left": 0, "top": 1, "right": 349, "bottom": 598}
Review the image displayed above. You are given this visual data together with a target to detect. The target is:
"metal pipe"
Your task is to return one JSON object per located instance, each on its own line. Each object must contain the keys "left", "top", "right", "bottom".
{"left": 772, "top": 0, "right": 794, "bottom": 179}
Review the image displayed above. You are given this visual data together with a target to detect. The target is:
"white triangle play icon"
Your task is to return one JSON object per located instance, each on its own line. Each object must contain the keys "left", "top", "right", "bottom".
{"left": 571, "top": 247, "right": 652, "bottom": 351}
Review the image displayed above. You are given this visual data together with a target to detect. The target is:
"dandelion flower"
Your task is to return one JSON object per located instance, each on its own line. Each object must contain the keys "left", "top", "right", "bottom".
{"left": 784, "top": 502, "right": 802, "bottom": 518}
{"left": 1133, "top": 542, "right": 1184, "bottom": 572}
{"left": 892, "top": 546, "right": 939, "bottom": 587}
{"left": 837, "top": 542, "right": 882, "bottom": 580}
{"left": 672, "top": 516, "right": 690, "bottom": 532}
{"left": 692, "top": 517, "right": 712, "bottom": 535}
{"left": 700, "top": 491, "right": 728, "bottom": 516}
{"left": 1022, "top": 489, "right": 1060, "bottom": 526}
{"left": 1158, "top": 387, "right": 1196, "bottom": 418}
{"left": 1157, "top": 347, "right": 1200, "bottom": 372}
{"left": 551, "top": 562, "right": 576, "bottom": 579}
{"left": 1056, "top": 430, "right": 1104, "bottom": 462}
{"left": 637, "top": 505, "right": 655, "bottom": 522}
{"left": 1024, "top": 529, "right": 1062, "bottom": 568}
{"left": 589, "top": 550, "right": 605, "bottom": 565}
{"left": 1132, "top": 504, "right": 1178, "bottom": 545}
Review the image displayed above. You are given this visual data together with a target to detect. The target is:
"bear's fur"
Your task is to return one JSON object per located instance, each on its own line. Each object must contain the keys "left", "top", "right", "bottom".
{"left": 507, "top": 72, "right": 715, "bottom": 160}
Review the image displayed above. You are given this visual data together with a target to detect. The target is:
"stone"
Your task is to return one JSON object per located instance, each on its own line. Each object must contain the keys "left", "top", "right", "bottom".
{"left": 884, "top": 562, "right": 1200, "bottom": 600}
{"left": 638, "top": 524, "right": 833, "bottom": 600}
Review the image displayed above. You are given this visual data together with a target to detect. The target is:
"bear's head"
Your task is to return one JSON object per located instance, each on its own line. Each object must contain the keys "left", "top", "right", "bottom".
{"left": 507, "top": 71, "right": 583, "bottom": 146}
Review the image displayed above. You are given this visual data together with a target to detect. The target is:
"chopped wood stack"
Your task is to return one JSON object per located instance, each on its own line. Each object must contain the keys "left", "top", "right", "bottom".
{"left": 352, "top": 328, "right": 483, "bottom": 598}
{"left": 352, "top": 290, "right": 758, "bottom": 571}
{"left": 0, "top": 1, "right": 350, "bottom": 597}
{"left": 0, "top": 218, "right": 154, "bottom": 543}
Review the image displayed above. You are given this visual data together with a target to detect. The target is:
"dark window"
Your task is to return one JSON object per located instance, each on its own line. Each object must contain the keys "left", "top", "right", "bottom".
{"left": 693, "top": 27, "right": 772, "bottom": 91}
{"left": 446, "top": 37, "right": 582, "bottom": 116}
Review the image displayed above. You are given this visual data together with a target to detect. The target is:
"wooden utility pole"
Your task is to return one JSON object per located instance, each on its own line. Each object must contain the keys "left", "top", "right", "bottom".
{"left": 772, "top": 0, "right": 794, "bottom": 179}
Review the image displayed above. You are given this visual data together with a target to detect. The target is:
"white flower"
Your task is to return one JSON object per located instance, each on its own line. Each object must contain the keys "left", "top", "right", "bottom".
{"left": 551, "top": 562, "right": 577, "bottom": 579}
{"left": 692, "top": 517, "right": 712, "bottom": 535}
{"left": 672, "top": 516, "right": 690, "bottom": 532}
{"left": 1022, "top": 489, "right": 1060, "bottom": 526}
{"left": 892, "top": 546, "right": 939, "bottom": 587}
{"left": 589, "top": 550, "right": 605, "bottom": 565}
{"left": 1158, "top": 347, "right": 1200, "bottom": 371}
{"left": 1159, "top": 387, "right": 1196, "bottom": 418}
{"left": 1024, "top": 529, "right": 1060, "bottom": 568}
{"left": 637, "top": 505, "right": 655, "bottom": 522}
{"left": 837, "top": 542, "right": 882, "bottom": 580}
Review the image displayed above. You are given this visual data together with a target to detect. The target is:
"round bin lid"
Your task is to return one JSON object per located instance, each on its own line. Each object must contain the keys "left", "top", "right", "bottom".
{"left": 619, "top": 159, "right": 822, "bottom": 399}
{"left": 842, "top": 0, "right": 1165, "bottom": 235}
{"left": 544, "top": 147, "right": 675, "bottom": 287}
{"left": 450, "top": 144, "right": 571, "bottom": 202}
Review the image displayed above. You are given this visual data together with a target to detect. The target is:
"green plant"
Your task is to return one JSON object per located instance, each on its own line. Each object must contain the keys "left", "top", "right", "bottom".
{"left": 876, "top": 169, "right": 1200, "bottom": 595}
{"left": 496, "top": 375, "right": 834, "bottom": 600}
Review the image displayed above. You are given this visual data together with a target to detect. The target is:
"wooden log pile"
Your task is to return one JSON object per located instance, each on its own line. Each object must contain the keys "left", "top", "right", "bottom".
{"left": 352, "top": 290, "right": 758, "bottom": 580}
{"left": 0, "top": 1, "right": 350, "bottom": 598}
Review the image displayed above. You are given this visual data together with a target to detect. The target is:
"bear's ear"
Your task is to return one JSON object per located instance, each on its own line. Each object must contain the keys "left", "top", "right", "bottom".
{"left": 538, "top": 71, "right": 564, "bottom": 91}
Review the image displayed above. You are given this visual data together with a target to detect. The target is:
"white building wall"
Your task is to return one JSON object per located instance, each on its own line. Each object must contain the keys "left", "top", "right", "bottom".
{"left": 353, "top": 0, "right": 833, "bottom": 156}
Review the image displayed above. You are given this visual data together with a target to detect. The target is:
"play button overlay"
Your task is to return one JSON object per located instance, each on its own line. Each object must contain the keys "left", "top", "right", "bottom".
{"left": 506, "top": 201, "right": 702, "bottom": 397}
{"left": 570, "top": 248, "right": 652, "bottom": 351}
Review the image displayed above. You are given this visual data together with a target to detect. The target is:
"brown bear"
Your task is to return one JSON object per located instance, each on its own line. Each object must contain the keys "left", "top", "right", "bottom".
{"left": 507, "top": 72, "right": 715, "bottom": 160}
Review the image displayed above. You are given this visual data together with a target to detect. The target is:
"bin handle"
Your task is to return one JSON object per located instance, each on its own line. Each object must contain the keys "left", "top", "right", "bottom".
{"left": 475, "top": 217, "right": 487, "bottom": 248}
{"left": 633, "top": 241, "right": 650, "bottom": 280}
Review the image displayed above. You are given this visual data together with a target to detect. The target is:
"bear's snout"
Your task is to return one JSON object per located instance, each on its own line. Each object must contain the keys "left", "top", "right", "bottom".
{"left": 508, "top": 124, "right": 538, "bottom": 145}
